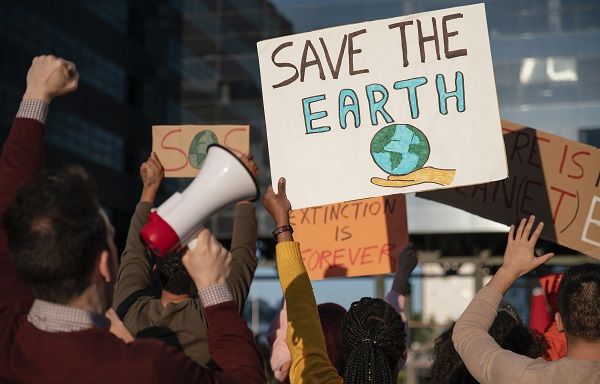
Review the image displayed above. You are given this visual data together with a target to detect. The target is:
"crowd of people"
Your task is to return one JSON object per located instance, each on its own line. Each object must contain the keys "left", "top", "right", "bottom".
{"left": 0, "top": 55, "right": 598, "bottom": 383}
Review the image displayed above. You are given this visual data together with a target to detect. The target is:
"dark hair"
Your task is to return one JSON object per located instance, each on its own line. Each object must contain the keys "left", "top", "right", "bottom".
{"left": 3, "top": 166, "right": 108, "bottom": 303}
{"left": 558, "top": 263, "right": 600, "bottom": 342}
{"left": 342, "top": 297, "right": 406, "bottom": 384}
{"left": 318, "top": 302, "right": 348, "bottom": 375}
{"left": 430, "top": 310, "right": 547, "bottom": 384}
{"left": 155, "top": 251, "right": 193, "bottom": 295}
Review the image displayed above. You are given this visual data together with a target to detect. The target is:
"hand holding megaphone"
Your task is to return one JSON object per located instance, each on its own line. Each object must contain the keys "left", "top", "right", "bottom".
{"left": 140, "top": 145, "right": 259, "bottom": 257}
{"left": 182, "top": 228, "right": 232, "bottom": 290}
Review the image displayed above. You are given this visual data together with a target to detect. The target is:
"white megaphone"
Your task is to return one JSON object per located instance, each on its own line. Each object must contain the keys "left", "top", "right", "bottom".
{"left": 140, "top": 144, "right": 259, "bottom": 257}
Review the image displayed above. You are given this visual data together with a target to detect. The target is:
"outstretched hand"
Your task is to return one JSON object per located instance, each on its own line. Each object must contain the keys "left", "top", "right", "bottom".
{"left": 139, "top": 152, "right": 164, "bottom": 203}
{"left": 23, "top": 55, "right": 79, "bottom": 102}
{"left": 263, "top": 177, "right": 291, "bottom": 227}
{"left": 501, "top": 215, "right": 554, "bottom": 279}
{"left": 491, "top": 215, "right": 554, "bottom": 293}
{"left": 182, "top": 229, "right": 232, "bottom": 290}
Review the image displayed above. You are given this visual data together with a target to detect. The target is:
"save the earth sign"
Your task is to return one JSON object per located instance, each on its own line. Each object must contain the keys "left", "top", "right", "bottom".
{"left": 258, "top": 3, "right": 507, "bottom": 209}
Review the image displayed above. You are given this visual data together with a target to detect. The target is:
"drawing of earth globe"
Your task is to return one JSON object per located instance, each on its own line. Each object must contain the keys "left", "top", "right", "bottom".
{"left": 189, "top": 130, "right": 218, "bottom": 169}
{"left": 370, "top": 123, "right": 430, "bottom": 175}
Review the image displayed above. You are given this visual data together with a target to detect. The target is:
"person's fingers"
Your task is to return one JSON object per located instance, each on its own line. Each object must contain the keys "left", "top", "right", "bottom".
{"left": 151, "top": 152, "right": 164, "bottom": 168}
{"left": 66, "top": 71, "right": 79, "bottom": 91}
{"left": 63, "top": 60, "right": 76, "bottom": 75}
{"left": 195, "top": 228, "right": 211, "bottom": 249}
{"left": 278, "top": 177, "right": 286, "bottom": 196}
{"left": 516, "top": 217, "right": 527, "bottom": 239}
{"left": 265, "top": 185, "right": 274, "bottom": 196}
{"left": 523, "top": 215, "right": 536, "bottom": 239}
{"left": 535, "top": 252, "right": 554, "bottom": 268}
{"left": 147, "top": 157, "right": 160, "bottom": 171}
{"left": 507, "top": 224, "right": 515, "bottom": 242}
{"left": 529, "top": 221, "right": 544, "bottom": 243}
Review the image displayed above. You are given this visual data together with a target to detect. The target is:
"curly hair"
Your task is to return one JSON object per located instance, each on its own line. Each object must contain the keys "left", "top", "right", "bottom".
{"left": 342, "top": 297, "right": 406, "bottom": 384}
{"left": 430, "top": 310, "right": 548, "bottom": 384}
{"left": 155, "top": 251, "right": 194, "bottom": 295}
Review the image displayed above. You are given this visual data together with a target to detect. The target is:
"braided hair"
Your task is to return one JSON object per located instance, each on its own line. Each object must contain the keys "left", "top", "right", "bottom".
{"left": 342, "top": 297, "right": 406, "bottom": 384}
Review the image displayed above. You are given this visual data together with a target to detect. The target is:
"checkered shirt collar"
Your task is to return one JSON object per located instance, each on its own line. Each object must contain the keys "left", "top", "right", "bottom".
{"left": 27, "top": 299, "right": 110, "bottom": 333}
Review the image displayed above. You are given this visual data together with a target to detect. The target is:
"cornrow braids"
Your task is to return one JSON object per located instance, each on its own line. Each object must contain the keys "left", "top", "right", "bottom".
{"left": 342, "top": 297, "right": 406, "bottom": 384}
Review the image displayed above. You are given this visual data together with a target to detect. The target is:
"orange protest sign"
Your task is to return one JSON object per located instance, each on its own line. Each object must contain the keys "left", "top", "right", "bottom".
{"left": 419, "top": 120, "right": 600, "bottom": 258}
{"left": 152, "top": 125, "right": 249, "bottom": 178}
{"left": 290, "top": 194, "right": 408, "bottom": 280}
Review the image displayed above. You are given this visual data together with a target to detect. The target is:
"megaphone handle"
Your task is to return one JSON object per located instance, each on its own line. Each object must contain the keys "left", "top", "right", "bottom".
{"left": 185, "top": 225, "right": 205, "bottom": 251}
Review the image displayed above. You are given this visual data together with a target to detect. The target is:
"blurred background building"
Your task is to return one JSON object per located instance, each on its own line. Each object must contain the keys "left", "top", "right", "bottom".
{"left": 0, "top": 0, "right": 598, "bottom": 382}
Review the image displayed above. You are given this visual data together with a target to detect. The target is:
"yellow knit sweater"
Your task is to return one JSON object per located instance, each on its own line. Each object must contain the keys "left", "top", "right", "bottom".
{"left": 276, "top": 241, "right": 344, "bottom": 384}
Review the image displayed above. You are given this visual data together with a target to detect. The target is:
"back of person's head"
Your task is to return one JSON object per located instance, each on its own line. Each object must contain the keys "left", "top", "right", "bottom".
{"left": 430, "top": 305, "right": 546, "bottom": 384}
{"left": 342, "top": 297, "right": 406, "bottom": 384}
{"left": 558, "top": 263, "right": 600, "bottom": 342}
{"left": 156, "top": 251, "right": 193, "bottom": 295}
{"left": 318, "top": 302, "right": 347, "bottom": 375}
{"left": 3, "top": 166, "right": 108, "bottom": 304}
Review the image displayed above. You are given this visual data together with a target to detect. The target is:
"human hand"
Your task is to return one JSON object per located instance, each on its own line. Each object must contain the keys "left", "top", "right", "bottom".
{"left": 263, "top": 177, "right": 291, "bottom": 227}
{"left": 182, "top": 229, "right": 232, "bottom": 290}
{"left": 499, "top": 215, "right": 554, "bottom": 281}
{"left": 23, "top": 55, "right": 79, "bottom": 102}
{"left": 238, "top": 153, "right": 259, "bottom": 204}
{"left": 392, "top": 243, "right": 418, "bottom": 294}
{"left": 105, "top": 308, "right": 134, "bottom": 343}
{"left": 240, "top": 153, "right": 259, "bottom": 178}
{"left": 139, "top": 152, "right": 164, "bottom": 203}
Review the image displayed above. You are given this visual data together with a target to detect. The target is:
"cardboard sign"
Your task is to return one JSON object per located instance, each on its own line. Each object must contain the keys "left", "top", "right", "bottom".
{"left": 419, "top": 120, "right": 600, "bottom": 258}
{"left": 258, "top": 4, "right": 507, "bottom": 209}
{"left": 153, "top": 125, "right": 249, "bottom": 177}
{"left": 290, "top": 194, "right": 408, "bottom": 280}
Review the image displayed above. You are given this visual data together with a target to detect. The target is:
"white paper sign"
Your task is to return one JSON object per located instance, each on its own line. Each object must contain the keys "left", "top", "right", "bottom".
{"left": 258, "top": 3, "right": 507, "bottom": 209}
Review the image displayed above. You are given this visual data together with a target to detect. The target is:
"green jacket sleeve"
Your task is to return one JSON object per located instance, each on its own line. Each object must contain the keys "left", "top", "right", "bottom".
{"left": 226, "top": 202, "right": 258, "bottom": 313}
{"left": 113, "top": 201, "right": 153, "bottom": 314}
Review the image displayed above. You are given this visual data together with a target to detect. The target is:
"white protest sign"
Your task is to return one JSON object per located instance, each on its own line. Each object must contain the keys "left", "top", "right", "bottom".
{"left": 257, "top": 4, "right": 507, "bottom": 209}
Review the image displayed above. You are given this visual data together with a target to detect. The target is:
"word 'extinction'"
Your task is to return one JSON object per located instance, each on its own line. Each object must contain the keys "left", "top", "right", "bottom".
{"left": 270, "top": 13, "right": 468, "bottom": 89}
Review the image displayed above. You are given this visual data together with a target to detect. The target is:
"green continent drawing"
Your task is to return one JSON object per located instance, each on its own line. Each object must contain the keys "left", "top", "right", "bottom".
{"left": 370, "top": 123, "right": 430, "bottom": 175}
{"left": 189, "top": 130, "right": 218, "bottom": 169}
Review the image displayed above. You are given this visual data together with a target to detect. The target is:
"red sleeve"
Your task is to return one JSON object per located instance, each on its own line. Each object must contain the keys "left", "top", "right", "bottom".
{"left": 0, "top": 118, "right": 45, "bottom": 308}
{"left": 205, "top": 302, "right": 266, "bottom": 384}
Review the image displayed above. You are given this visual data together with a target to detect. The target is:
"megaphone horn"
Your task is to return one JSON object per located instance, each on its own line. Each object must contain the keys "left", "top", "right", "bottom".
{"left": 140, "top": 144, "right": 259, "bottom": 257}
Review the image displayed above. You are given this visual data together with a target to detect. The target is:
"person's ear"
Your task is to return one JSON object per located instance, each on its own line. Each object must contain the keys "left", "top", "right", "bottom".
{"left": 555, "top": 312, "right": 564, "bottom": 332}
{"left": 98, "top": 250, "right": 113, "bottom": 283}
{"left": 402, "top": 347, "right": 408, "bottom": 361}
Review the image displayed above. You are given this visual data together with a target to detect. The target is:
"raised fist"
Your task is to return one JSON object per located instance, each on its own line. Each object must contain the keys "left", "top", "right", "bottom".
{"left": 23, "top": 55, "right": 79, "bottom": 102}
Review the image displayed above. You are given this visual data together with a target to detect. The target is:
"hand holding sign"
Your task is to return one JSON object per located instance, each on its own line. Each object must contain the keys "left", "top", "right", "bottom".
{"left": 263, "top": 177, "right": 292, "bottom": 230}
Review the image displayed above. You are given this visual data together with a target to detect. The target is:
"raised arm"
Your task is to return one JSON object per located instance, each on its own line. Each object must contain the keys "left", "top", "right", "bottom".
{"left": 0, "top": 55, "right": 78, "bottom": 306}
{"left": 226, "top": 154, "right": 259, "bottom": 313}
{"left": 182, "top": 229, "right": 265, "bottom": 384}
{"left": 452, "top": 216, "right": 554, "bottom": 383}
{"left": 113, "top": 153, "right": 164, "bottom": 317}
{"left": 264, "top": 178, "right": 343, "bottom": 384}
{"left": 385, "top": 243, "right": 417, "bottom": 368}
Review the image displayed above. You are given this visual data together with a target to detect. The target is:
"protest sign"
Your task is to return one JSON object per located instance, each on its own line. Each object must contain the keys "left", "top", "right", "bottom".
{"left": 419, "top": 120, "right": 600, "bottom": 258}
{"left": 290, "top": 194, "right": 408, "bottom": 280}
{"left": 152, "top": 125, "right": 249, "bottom": 177}
{"left": 258, "top": 3, "right": 506, "bottom": 209}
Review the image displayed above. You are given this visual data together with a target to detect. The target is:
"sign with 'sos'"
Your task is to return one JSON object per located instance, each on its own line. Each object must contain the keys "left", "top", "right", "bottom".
{"left": 152, "top": 125, "right": 249, "bottom": 178}
{"left": 258, "top": 3, "right": 507, "bottom": 209}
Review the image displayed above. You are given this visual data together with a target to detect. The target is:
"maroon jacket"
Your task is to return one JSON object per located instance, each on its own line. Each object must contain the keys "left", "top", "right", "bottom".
{"left": 0, "top": 117, "right": 265, "bottom": 383}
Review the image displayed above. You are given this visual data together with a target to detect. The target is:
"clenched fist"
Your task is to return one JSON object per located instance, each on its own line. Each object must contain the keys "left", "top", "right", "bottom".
{"left": 23, "top": 55, "right": 79, "bottom": 102}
